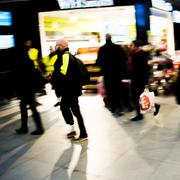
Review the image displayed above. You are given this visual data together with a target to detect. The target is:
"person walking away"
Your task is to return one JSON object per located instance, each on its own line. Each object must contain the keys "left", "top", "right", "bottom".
{"left": 130, "top": 40, "right": 160, "bottom": 121}
{"left": 13, "top": 38, "right": 44, "bottom": 135}
{"left": 51, "top": 38, "right": 88, "bottom": 142}
{"left": 96, "top": 33, "right": 128, "bottom": 116}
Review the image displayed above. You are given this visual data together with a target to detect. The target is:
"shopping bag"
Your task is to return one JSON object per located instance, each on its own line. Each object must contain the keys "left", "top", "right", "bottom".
{"left": 97, "top": 76, "right": 106, "bottom": 97}
{"left": 139, "top": 88, "right": 155, "bottom": 114}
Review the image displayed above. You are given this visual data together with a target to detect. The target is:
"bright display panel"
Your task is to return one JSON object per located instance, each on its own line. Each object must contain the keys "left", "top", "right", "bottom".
{"left": 0, "top": 35, "right": 15, "bottom": 49}
{"left": 173, "top": 10, "right": 180, "bottom": 23}
{"left": 57, "top": 0, "right": 113, "bottom": 9}
{"left": 149, "top": 8, "right": 175, "bottom": 55}
{"left": 39, "top": 6, "right": 136, "bottom": 61}
{"left": 0, "top": 11, "right": 12, "bottom": 26}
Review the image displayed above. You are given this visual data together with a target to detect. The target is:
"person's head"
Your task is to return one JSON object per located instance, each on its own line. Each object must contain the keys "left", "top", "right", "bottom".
{"left": 132, "top": 40, "right": 142, "bottom": 48}
{"left": 24, "top": 40, "right": 32, "bottom": 48}
{"left": 130, "top": 40, "right": 142, "bottom": 51}
{"left": 105, "top": 33, "right": 112, "bottom": 42}
{"left": 56, "top": 38, "right": 69, "bottom": 51}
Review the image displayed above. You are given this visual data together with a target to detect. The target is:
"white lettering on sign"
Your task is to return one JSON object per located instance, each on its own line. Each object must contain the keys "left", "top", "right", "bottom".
{"left": 151, "top": 0, "right": 173, "bottom": 11}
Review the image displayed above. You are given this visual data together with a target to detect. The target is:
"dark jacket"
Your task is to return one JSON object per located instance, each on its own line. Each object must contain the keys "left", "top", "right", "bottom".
{"left": 51, "top": 48, "right": 82, "bottom": 96}
{"left": 131, "top": 49, "right": 150, "bottom": 87}
{"left": 96, "top": 40, "right": 127, "bottom": 80}
{"left": 12, "top": 45, "right": 39, "bottom": 99}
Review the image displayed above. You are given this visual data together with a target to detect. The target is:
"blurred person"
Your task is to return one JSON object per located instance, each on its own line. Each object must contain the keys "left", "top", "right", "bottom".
{"left": 172, "top": 66, "right": 180, "bottom": 104}
{"left": 130, "top": 40, "right": 160, "bottom": 121}
{"left": 42, "top": 45, "right": 61, "bottom": 107}
{"left": 96, "top": 33, "right": 128, "bottom": 116}
{"left": 28, "top": 46, "right": 47, "bottom": 98}
{"left": 51, "top": 38, "right": 88, "bottom": 142}
{"left": 13, "top": 38, "right": 44, "bottom": 135}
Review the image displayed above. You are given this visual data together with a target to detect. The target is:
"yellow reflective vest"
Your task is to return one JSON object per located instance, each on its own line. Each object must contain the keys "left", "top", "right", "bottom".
{"left": 28, "top": 48, "right": 39, "bottom": 69}
{"left": 42, "top": 51, "right": 69, "bottom": 77}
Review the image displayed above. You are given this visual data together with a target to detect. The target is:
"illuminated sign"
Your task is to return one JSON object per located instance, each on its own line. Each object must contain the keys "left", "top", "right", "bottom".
{"left": 135, "top": 3, "right": 150, "bottom": 29}
{"left": 0, "top": 35, "right": 15, "bottom": 49}
{"left": 57, "top": 0, "right": 113, "bottom": 9}
{"left": 151, "top": 0, "right": 173, "bottom": 11}
{"left": 0, "top": 11, "right": 12, "bottom": 26}
{"left": 173, "top": 10, "right": 180, "bottom": 23}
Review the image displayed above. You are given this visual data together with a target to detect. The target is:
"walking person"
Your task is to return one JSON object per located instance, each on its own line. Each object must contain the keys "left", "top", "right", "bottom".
{"left": 96, "top": 33, "right": 127, "bottom": 116}
{"left": 130, "top": 40, "right": 160, "bottom": 121}
{"left": 13, "top": 38, "right": 44, "bottom": 135}
{"left": 51, "top": 38, "right": 88, "bottom": 142}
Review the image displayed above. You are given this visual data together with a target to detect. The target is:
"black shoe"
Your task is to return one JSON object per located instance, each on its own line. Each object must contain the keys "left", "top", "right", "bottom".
{"left": 154, "top": 104, "right": 160, "bottom": 116}
{"left": 131, "top": 114, "right": 143, "bottom": 121}
{"left": 54, "top": 102, "right": 60, "bottom": 107}
{"left": 31, "top": 129, "right": 44, "bottom": 135}
{"left": 67, "top": 131, "right": 76, "bottom": 138}
{"left": 16, "top": 128, "right": 28, "bottom": 134}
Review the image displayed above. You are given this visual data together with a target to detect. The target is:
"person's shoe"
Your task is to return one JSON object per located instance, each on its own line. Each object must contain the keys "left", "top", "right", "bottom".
{"left": 30, "top": 129, "right": 44, "bottom": 135}
{"left": 16, "top": 128, "right": 28, "bottom": 134}
{"left": 154, "top": 104, "right": 160, "bottom": 116}
{"left": 67, "top": 131, "right": 76, "bottom": 138}
{"left": 131, "top": 114, "right": 143, "bottom": 121}
{"left": 54, "top": 102, "right": 60, "bottom": 107}
{"left": 73, "top": 136, "right": 88, "bottom": 143}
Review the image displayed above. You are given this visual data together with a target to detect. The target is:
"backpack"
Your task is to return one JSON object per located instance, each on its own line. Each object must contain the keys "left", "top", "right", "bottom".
{"left": 70, "top": 54, "right": 90, "bottom": 85}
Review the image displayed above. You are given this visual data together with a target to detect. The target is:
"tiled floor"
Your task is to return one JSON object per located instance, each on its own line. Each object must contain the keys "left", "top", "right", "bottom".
{"left": 1, "top": 86, "right": 180, "bottom": 180}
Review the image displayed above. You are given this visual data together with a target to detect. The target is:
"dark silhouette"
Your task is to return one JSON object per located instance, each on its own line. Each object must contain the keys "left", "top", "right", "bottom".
{"left": 172, "top": 67, "right": 180, "bottom": 104}
{"left": 13, "top": 39, "right": 44, "bottom": 135}
{"left": 51, "top": 38, "right": 88, "bottom": 142}
{"left": 130, "top": 40, "right": 152, "bottom": 121}
{"left": 96, "top": 33, "right": 127, "bottom": 116}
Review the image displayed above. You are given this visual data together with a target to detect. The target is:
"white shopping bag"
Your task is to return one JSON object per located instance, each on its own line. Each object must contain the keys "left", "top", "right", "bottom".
{"left": 139, "top": 88, "right": 156, "bottom": 114}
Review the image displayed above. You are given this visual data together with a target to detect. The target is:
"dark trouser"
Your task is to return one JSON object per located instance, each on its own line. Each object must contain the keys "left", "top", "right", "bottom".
{"left": 20, "top": 94, "right": 43, "bottom": 130}
{"left": 131, "top": 82, "right": 145, "bottom": 116}
{"left": 60, "top": 95, "right": 87, "bottom": 137}
{"left": 104, "top": 77, "right": 123, "bottom": 112}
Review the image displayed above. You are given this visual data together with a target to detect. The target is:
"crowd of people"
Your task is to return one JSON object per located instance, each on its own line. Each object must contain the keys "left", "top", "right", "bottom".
{"left": 96, "top": 34, "right": 160, "bottom": 120}
{"left": 2, "top": 33, "right": 180, "bottom": 143}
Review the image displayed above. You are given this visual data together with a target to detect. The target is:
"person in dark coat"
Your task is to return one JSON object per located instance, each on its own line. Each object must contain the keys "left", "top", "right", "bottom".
{"left": 96, "top": 33, "right": 127, "bottom": 116}
{"left": 13, "top": 39, "right": 44, "bottom": 135}
{"left": 130, "top": 40, "right": 160, "bottom": 121}
{"left": 51, "top": 38, "right": 88, "bottom": 142}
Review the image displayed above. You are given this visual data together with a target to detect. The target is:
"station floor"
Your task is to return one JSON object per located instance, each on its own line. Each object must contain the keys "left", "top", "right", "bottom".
{"left": 1, "top": 85, "right": 180, "bottom": 180}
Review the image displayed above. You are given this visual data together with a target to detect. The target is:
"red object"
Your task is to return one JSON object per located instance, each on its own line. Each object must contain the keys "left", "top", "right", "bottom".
{"left": 140, "top": 95, "right": 150, "bottom": 111}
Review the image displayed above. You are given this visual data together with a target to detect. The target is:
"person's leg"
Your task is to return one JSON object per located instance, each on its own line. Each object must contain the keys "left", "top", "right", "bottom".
{"left": 70, "top": 96, "right": 87, "bottom": 138}
{"left": 131, "top": 84, "right": 144, "bottom": 121}
{"left": 60, "top": 96, "right": 76, "bottom": 138}
{"left": 29, "top": 95, "right": 44, "bottom": 135}
{"left": 111, "top": 82, "right": 124, "bottom": 116}
{"left": 60, "top": 96, "right": 74, "bottom": 125}
{"left": 54, "top": 87, "right": 61, "bottom": 107}
{"left": 16, "top": 98, "right": 28, "bottom": 134}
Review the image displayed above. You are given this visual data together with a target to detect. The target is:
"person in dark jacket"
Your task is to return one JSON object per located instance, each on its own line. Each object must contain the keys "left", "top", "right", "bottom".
{"left": 130, "top": 40, "right": 160, "bottom": 121}
{"left": 51, "top": 38, "right": 88, "bottom": 142}
{"left": 96, "top": 33, "right": 127, "bottom": 116}
{"left": 13, "top": 39, "right": 44, "bottom": 135}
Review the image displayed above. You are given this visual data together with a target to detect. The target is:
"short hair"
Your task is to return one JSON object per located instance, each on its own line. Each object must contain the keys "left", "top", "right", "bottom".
{"left": 105, "top": 33, "right": 112, "bottom": 41}
{"left": 56, "top": 38, "right": 68, "bottom": 50}
{"left": 132, "top": 40, "right": 142, "bottom": 47}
